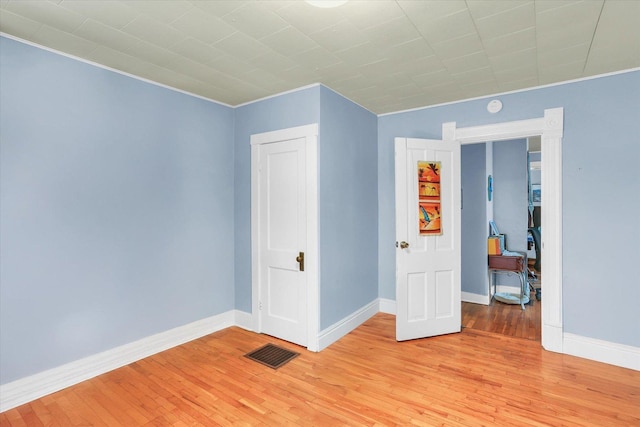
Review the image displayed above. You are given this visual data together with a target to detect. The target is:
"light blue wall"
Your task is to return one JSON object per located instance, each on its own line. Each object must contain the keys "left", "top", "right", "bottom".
{"left": 378, "top": 70, "right": 640, "bottom": 347}
{"left": 0, "top": 37, "right": 235, "bottom": 384}
{"left": 461, "top": 144, "right": 488, "bottom": 295}
{"left": 319, "top": 87, "right": 378, "bottom": 329}
{"left": 232, "top": 86, "right": 378, "bottom": 330}
{"left": 493, "top": 139, "right": 528, "bottom": 287}
{"left": 233, "top": 86, "right": 321, "bottom": 313}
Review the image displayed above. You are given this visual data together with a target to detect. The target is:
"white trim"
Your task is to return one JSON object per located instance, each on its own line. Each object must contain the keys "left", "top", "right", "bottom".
{"left": 3, "top": 307, "right": 636, "bottom": 413}
{"left": 563, "top": 333, "right": 640, "bottom": 371}
{"left": 250, "top": 123, "right": 320, "bottom": 351}
{"left": 379, "top": 298, "right": 397, "bottom": 315}
{"left": 0, "top": 311, "right": 235, "bottom": 413}
{"left": 462, "top": 292, "right": 490, "bottom": 305}
{"left": 233, "top": 310, "right": 253, "bottom": 331}
{"left": 442, "top": 108, "right": 564, "bottom": 354}
{"left": 317, "top": 300, "right": 379, "bottom": 351}
{"left": 0, "top": 33, "right": 231, "bottom": 108}
{"left": 379, "top": 68, "right": 640, "bottom": 117}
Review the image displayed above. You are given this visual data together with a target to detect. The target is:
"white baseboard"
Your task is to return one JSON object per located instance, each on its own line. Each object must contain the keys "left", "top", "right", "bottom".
{"left": 0, "top": 311, "right": 235, "bottom": 413}
{"left": 563, "top": 333, "right": 640, "bottom": 371}
{"left": 379, "top": 298, "right": 396, "bottom": 314}
{"left": 461, "top": 292, "right": 490, "bottom": 305}
{"left": 317, "top": 299, "right": 379, "bottom": 351}
{"left": 4, "top": 305, "right": 637, "bottom": 413}
{"left": 234, "top": 310, "right": 253, "bottom": 331}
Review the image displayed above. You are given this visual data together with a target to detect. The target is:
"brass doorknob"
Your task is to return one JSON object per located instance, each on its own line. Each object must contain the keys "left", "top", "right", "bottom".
{"left": 296, "top": 252, "right": 305, "bottom": 271}
{"left": 399, "top": 241, "right": 409, "bottom": 249}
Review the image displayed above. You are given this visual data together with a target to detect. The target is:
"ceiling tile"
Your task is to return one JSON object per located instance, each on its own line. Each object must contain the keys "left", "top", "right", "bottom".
{"left": 380, "top": 37, "right": 434, "bottom": 63}
{"left": 482, "top": 27, "right": 536, "bottom": 57}
{"left": 584, "top": 0, "right": 640, "bottom": 74}
{"left": 124, "top": 40, "right": 181, "bottom": 68}
{"left": 274, "top": 2, "right": 343, "bottom": 34}
{"left": 1, "top": 0, "right": 638, "bottom": 114}
{"left": 190, "top": 0, "right": 249, "bottom": 18}
{"left": 73, "top": 19, "right": 144, "bottom": 53}
{"left": 249, "top": 51, "right": 299, "bottom": 75}
{"left": 124, "top": 0, "right": 193, "bottom": 24}
{"left": 442, "top": 51, "right": 490, "bottom": 74}
{"left": 474, "top": 2, "right": 535, "bottom": 40}
{"left": 392, "top": 54, "right": 447, "bottom": 77}
{"left": 59, "top": 0, "right": 138, "bottom": 29}
{"left": 360, "top": 15, "right": 422, "bottom": 49}
{"left": 534, "top": 0, "right": 586, "bottom": 14}
{"left": 122, "top": 15, "right": 186, "bottom": 49}
{"left": 0, "top": 9, "right": 42, "bottom": 40}
{"left": 169, "top": 8, "right": 236, "bottom": 44}
{"left": 397, "top": 0, "right": 468, "bottom": 23}
{"left": 221, "top": 3, "right": 289, "bottom": 39}
{"left": 339, "top": 1, "right": 406, "bottom": 30}
{"left": 31, "top": 25, "right": 98, "bottom": 57}
{"left": 84, "top": 45, "right": 149, "bottom": 76}
{"left": 498, "top": 76, "right": 539, "bottom": 92}
{"left": 488, "top": 47, "right": 537, "bottom": 72}
{"left": 333, "top": 41, "right": 384, "bottom": 67}
{"left": 430, "top": 33, "right": 484, "bottom": 61}
{"left": 260, "top": 26, "right": 318, "bottom": 56}
{"left": 306, "top": 19, "right": 369, "bottom": 52}
{"left": 458, "top": 80, "right": 499, "bottom": 98}
{"left": 494, "top": 64, "right": 538, "bottom": 83}
{"left": 214, "top": 31, "right": 271, "bottom": 60}
{"left": 414, "top": 9, "right": 477, "bottom": 45}
{"left": 411, "top": 69, "right": 457, "bottom": 89}
{"left": 451, "top": 66, "right": 496, "bottom": 85}
{"left": 289, "top": 46, "right": 342, "bottom": 70}
{"left": 538, "top": 43, "right": 589, "bottom": 68}
{"left": 538, "top": 59, "right": 584, "bottom": 84}
{"left": 208, "top": 54, "right": 254, "bottom": 77}
{"left": 168, "top": 38, "right": 225, "bottom": 65}
{"left": 5, "top": 0, "right": 85, "bottom": 33}
{"left": 467, "top": 0, "right": 532, "bottom": 20}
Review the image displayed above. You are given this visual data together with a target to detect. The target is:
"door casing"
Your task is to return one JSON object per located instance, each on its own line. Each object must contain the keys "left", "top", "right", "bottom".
{"left": 442, "top": 107, "right": 564, "bottom": 352}
{"left": 250, "top": 123, "right": 319, "bottom": 351}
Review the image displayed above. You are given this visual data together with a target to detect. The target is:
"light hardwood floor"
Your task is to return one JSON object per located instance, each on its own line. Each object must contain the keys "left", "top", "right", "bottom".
{"left": 462, "top": 289, "right": 541, "bottom": 341}
{"left": 2, "top": 313, "right": 638, "bottom": 426}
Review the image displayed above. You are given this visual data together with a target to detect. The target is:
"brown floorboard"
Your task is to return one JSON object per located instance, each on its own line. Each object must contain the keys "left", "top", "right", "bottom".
{"left": 2, "top": 311, "right": 638, "bottom": 426}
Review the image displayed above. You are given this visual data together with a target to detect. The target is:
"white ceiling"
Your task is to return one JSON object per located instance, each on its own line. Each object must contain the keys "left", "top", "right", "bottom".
{"left": 1, "top": 0, "right": 638, "bottom": 114}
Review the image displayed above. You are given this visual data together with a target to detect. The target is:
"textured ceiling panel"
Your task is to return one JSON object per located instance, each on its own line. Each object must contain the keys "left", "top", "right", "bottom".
{"left": 0, "top": 0, "right": 638, "bottom": 114}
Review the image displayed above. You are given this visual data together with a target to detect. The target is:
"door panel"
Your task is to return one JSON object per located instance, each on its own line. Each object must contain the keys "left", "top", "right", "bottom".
{"left": 259, "top": 138, "right": 307, "bottom": 346}
{"left": 396, "top": 137, "right": 461, "bottom": 341}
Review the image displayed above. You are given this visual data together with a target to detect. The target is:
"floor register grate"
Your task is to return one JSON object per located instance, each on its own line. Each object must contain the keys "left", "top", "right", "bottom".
{"left": 244, "top": 343, "right": 299, "bottom": 369}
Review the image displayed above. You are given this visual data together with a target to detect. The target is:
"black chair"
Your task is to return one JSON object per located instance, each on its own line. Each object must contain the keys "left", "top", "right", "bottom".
{"left": 528, "top": 227, "right": 541, "bottom": 273}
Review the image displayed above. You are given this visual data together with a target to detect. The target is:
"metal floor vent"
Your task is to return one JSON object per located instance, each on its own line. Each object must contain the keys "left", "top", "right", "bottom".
{"left": 244, "top": 343, "right": 299, "bottom": 369}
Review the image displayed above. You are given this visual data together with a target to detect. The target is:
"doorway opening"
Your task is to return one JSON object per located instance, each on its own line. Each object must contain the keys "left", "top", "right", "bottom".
{"left": 460, "top": 138, "right": 542, "bottom": 341}
{"left": 442, "top": 108, "right": 564, "bottom": 353}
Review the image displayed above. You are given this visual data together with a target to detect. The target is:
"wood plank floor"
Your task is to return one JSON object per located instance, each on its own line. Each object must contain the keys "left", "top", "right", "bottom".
{"left": 2, "top": 313, "right": 638, "bottom": 426}
{"left": 462, "top": 289, "right": 541, "bottom": 341}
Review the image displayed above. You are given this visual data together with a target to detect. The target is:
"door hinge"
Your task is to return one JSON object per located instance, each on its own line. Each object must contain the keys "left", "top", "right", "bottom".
{"left": 259, "top": 301, "right": 263, "bottom": 310}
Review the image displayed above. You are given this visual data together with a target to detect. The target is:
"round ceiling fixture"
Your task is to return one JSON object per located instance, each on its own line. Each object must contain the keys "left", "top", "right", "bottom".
{"left": 487, "top": 99, "right": 503, "bottom": 113}
{"left": 306, "top": 0, "right": 348, "bottom": 8}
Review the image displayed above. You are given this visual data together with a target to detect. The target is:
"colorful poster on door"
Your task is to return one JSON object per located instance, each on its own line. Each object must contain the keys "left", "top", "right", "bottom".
{"left": 418, "top": 161, "right": 442, "bottom": 235}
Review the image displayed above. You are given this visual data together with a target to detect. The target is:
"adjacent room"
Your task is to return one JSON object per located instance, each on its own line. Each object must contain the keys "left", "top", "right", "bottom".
{"left": 1, "top": 0, "right": 639, "bottom": 425}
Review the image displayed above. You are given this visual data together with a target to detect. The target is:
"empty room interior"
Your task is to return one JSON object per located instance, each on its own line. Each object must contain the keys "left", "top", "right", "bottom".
{"left": 1, "top": 1, "right": 639, "bottom": 425}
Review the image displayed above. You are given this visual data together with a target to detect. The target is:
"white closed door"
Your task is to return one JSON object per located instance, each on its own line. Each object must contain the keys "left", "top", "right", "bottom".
{"left": 257, "top": 138, "right": 307, "bottom": 346}
{"left": 395, "top": 137, "right": 461, "bottom": 341}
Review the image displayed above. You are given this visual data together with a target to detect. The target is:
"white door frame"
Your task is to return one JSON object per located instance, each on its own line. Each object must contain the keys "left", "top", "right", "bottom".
{"left": 250, "top": 123, "right": 320, "bottom": 352}
{"left": 442, "top": 108, "right": 564, "bottom": 353}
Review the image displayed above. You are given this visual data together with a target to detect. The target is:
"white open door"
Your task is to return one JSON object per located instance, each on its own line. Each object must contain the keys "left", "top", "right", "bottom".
{"left": 395, "top": 137, "right": 461, "bottom": 341}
